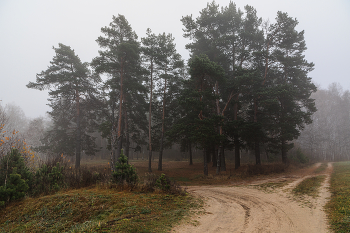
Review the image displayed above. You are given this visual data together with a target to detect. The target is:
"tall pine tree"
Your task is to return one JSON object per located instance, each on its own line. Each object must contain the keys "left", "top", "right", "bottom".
{"left": 27, "top": 43, "right": 100, "bottom": 168}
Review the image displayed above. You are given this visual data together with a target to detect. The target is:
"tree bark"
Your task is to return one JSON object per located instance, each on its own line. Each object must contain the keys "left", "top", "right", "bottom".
{"left": 148, "top": 60, "right": 153, "bottom": 173}
{"left": 124, "top": 110, "right": 130, "bottom": 164}
{"left": 203, "top": 148, "right": 208, "bottom": 176}
{"left": 116, "top": 57, "right": 124, "bottom": 161}
{"left": 255, "top": 137, "right": 261, "bottom": 165}
{"left": 216, "top": 146, "right": 221, "bottom": 174}
{"left": 233, "top": 95, "right": 240, "bottom": 169}
{"left": 234, "top": 135, "right": 240, "bottom": 169}
{"left": 158, "top": 75, "right": 167, "bottom": 171}
{"left": 254, "top": 98, "right": 261, "bottom": 165}
{"left": 110, "top": 109, "right": 116, "bottom": 172}
{"left": 75, "top": 89, "right": 81, "bottom": 169}
{"left": 189, "top": 142, "right": 193, "bottom": 165}
{"left": 212, "top": 146, "right": 217, "bottom": 167}
{"left": 158, "top": 131, "right": 164, "bottom": 171}
{"left": 220, "top": 146, "right": 226, "bottom": 171}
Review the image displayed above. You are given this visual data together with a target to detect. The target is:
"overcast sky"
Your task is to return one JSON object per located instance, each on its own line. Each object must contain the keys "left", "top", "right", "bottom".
{"left": 1, "top": 0, "right": 349, "bottom": 118}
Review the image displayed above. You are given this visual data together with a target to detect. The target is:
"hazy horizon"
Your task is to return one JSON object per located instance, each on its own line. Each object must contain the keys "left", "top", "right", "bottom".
{"left": 1, "top": 0, "right": 349, "bottom": 118}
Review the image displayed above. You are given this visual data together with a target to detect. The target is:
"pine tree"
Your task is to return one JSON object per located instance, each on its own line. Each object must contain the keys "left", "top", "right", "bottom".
{"left": 262, "top": 12, "right": 316, "bottom": 163}
{"left": 155, "top": 33, "right": 184, "bottom": 171}
{"left": 92, "top": 14, "right": 145, "bottom": 169}
{"left": 27, "top": 43, "right": 100, "bottom": 168}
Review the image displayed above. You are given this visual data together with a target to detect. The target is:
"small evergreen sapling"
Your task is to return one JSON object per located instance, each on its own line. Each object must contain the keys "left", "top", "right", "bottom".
{"left": 0, "top": 168, "right": 29, "bottom": 207}
{"left": 0, "top": 149, "right": 32, "bottom": 207}
{"left": 113, "top": 149, "right": 138, "bottom": 185}
{"left": 156, "top": 174, "right": 170, "bottom": 191}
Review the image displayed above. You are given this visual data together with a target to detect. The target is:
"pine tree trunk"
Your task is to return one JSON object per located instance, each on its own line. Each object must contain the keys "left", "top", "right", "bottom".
{"left": 158, "top": 131, "right": 164, "bottom": 171}
{"left": 75, "top": 89, "right": 81, "bottom": 169}
{"left": 203, "top": 148, "right": 208, "bottom": 176}
{"left": 117, "top": 58, "right": 124, "bottom": 161}
{"left": 116, "top": 135, "right": 123, "bottom": 161}
{"left": 254, "top": 98, "right": 261, "bottom": 165}
{"left": 111, "top": 147, "right": 116, "bottom": 172}
{"left": 234, "top": 97, "right": 240, "bottom": 169}
{"left": 212, "top": 146, "right": 217, "bottom": 167}
{"left": 148, "top": 61, "right": 153, "bottom": 173}
{"left": 220, "top": 146, "right": 226, "bottom": 171}
{"left": 110, "top": 117, "right": 116, "bottom": 172}
{"left": 124, "top": 110, "right": 130, "bottom": 164}
{"left": 158, "top": 76, "right": 167, "bottom": 171}
{"left": 214, "top": 81, "right": 221, "bottom": 174}
{"left": 216, "top": 146, "right": 221, "bottom": 174}
{"left": 255, "top": 137, "right": 261, "bottom": 165}
{"left": 189, "top": 142, "right": 193, "bottom": 165}
{"left": 234, "top": 135, "right": 240, "bottom": 169}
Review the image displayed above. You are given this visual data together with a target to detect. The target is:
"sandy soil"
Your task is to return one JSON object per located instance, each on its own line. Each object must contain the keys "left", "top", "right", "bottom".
{"left": 172, "top": 163, "right": 333, "bottom": 233}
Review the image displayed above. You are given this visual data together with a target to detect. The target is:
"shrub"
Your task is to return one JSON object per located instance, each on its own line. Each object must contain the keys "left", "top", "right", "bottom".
{"left": 112, "top": 149, "right": 138, "bottom": 186}
{"left": 156, "top": 174, "right": 171, "bottom": 191}
{"left": 0, "top": 168, "right": 29, "bottom": 207}
{"left": 31, "top": 162, "right": 64, "bottom": 195}
{"left": 141, "top": 173, "right": 159, "bottom": 192}
{"left": 64, "top": 165, "right": 110, "bottom": 188}
{"left": 0, "top": 149, "right": 33, "bottom": 189}
{"left": 141, "top": 173, "right": 186, "bottom": 195}
{"left": 0, "top": 149, "right": 32, "bottom": 207}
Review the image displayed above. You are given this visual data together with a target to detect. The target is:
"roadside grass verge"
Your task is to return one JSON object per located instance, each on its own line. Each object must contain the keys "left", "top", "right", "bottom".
{"left": 326, "top": 161, "right": 350, "bottom": 233}
{"left": 292, "top": 175, "right": 325, "bottom": 197}
{"left": 314, "top": 163, "right": 328, "bottom": 174}
{"left": 0, "top": 187, "right": 199, "bottom": 233}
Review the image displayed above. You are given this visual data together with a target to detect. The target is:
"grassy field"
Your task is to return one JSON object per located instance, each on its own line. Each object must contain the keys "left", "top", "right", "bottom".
{"left": 0, "top": 187, "right": 198, "bottom": 232}
{"left": 326, "top": 161, "right": 350, "bottom": 232}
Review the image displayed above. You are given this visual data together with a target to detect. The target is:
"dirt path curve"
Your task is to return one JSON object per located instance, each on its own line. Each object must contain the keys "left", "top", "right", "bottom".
{"left": 172, "top": 163, "right": 333, "bottom": 233}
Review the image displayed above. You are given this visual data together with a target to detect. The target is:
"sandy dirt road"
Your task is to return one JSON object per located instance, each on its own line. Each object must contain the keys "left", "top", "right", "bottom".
{"left": 172, "top": 163, "right": 333, "bottom": 233}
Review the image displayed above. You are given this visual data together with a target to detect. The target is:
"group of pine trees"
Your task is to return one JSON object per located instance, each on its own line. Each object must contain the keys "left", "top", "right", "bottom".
{"left": 27, "top": 1, "right": 316, "bottom": 175}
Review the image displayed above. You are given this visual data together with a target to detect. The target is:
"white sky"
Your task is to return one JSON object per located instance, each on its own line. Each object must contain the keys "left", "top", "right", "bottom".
{"left": 1, "top": 0, "right": 349, "bottom": 118}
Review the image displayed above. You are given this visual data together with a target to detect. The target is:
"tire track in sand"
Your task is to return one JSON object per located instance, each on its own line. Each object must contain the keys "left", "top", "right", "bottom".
{"left": 172, "top": 163, "right": 332, "bottom": 233}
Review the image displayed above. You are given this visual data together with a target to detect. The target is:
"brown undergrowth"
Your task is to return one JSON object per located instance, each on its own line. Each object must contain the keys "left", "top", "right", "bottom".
{"left": 80, "top": 159, "right": 308, "bottom": 186}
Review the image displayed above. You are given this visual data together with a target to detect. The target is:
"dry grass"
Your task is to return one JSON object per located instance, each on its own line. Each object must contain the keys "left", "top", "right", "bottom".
{"left": 79, "top": 159, "right": 297, "bottom": 186}
{"left": 0, "top": 186, "right": 199, "bottom": 232}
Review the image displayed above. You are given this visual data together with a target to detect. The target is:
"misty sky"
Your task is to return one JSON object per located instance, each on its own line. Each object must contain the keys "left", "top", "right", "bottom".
{"left": 0, "top": 0, "right": 349, "bottom": 119}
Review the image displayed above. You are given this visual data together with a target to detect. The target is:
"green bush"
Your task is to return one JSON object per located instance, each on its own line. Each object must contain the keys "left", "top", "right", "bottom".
{"left": 112, "top": 149, "right": 138, "bottom": 186}
{"left": 0, "top": 168, "right": 29, "bottom": 207}
{"left": 0, "top": 149, "right": 32, "bottom": 207}
{"left": 0, "top": 149, "right": 33, "bottom": 188}
{"left": 156, "top": 174, "right": 171, "bottom": 191}
{"left": 32, "top": 162, "right": 64, "bottom": 195}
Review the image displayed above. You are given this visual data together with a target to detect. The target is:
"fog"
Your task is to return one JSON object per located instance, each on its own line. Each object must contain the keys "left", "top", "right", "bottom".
{"left": 0, "top": 0, "right": 349, "bottom": 118}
